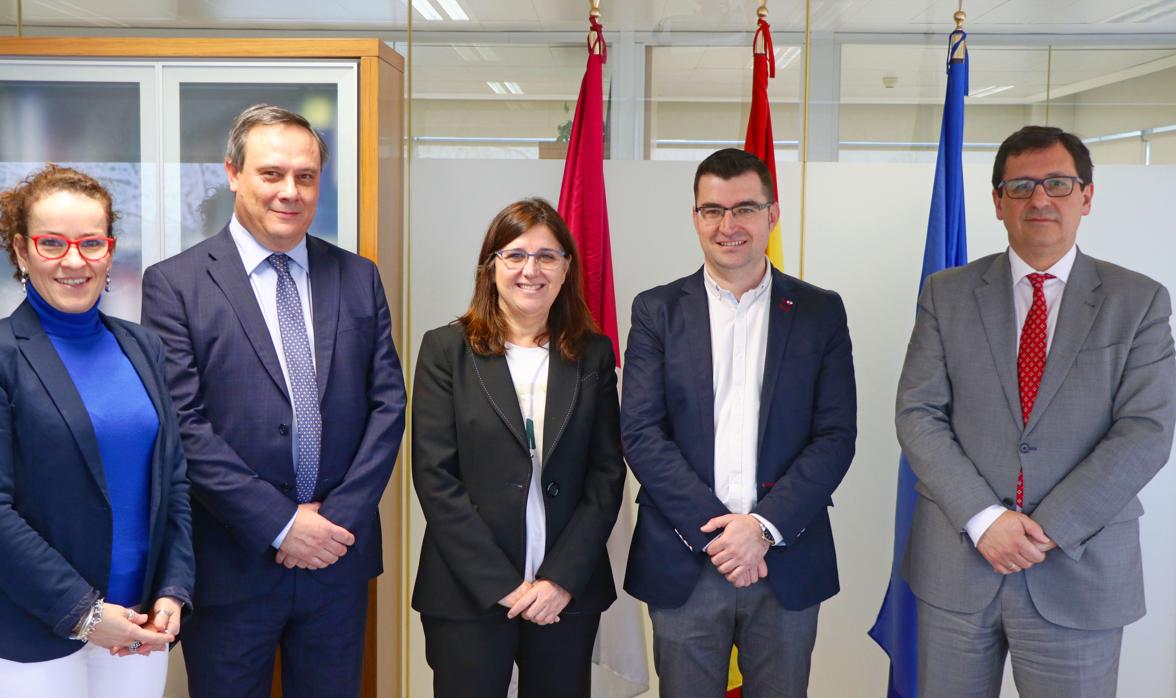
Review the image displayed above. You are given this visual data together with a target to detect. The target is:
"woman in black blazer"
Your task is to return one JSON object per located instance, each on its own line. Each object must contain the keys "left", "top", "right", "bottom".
{"left": 412, "top": 198, "right": 626, "bottom": 698}
{"left": 0, "top": 165, "right": 194, "bottom": 697}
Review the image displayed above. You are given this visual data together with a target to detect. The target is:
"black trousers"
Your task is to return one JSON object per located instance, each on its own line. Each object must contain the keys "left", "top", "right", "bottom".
{"left": 421, "top": 611, "right": 600, "bottom": 698}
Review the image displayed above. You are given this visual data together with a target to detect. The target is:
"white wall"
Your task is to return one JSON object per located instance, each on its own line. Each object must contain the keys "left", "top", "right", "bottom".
{"left": 408, "top": 158, "right": 1176, "bottom": 697}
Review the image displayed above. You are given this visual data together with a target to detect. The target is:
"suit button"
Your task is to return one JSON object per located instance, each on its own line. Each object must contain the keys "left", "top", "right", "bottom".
{"left": 1019, "top": 443, "right": 1030, "bottom": 453}
{"left": 279, "top": 424, "right": 290, "bottom": 436}
{"left": 545, "top": 482, "right": 560, "bottom": 497}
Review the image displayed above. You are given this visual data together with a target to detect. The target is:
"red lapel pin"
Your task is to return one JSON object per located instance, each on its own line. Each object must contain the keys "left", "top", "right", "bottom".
{"left": 779, "top": 299, "right": 794, "bottom": 312}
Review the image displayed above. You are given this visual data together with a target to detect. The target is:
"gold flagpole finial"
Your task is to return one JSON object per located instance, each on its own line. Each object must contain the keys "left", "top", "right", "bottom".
{"left": 757, "top": 1, "right": 769, "bottom": 19}
{"left": 954, "top": 10, "right": 966, "bottom": 30}
{"left": 590, "top": 0, "right": 601, "bottom": 20}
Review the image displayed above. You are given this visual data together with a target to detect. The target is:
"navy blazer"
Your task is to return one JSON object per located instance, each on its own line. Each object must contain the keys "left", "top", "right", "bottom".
{"left": 140, "top": 227, "right": 406, "bottom": 607}
{"left": 621, "top": 267, "right": 857, "bottom": 610}
{"left": 411, "top": 325, "right": 625, "bottom": 619}
{"left": 0, "top": 302, "right": 194, "bottom": 662}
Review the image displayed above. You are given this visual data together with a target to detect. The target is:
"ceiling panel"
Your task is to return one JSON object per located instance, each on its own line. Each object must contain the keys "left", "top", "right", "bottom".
{"left": 5, "top": 0, "right": 1176, "bottom": 32}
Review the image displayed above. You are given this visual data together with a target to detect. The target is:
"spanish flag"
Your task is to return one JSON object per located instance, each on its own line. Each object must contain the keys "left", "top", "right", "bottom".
{"left": 743, "top": 17, "right": 783, "bottom": 271}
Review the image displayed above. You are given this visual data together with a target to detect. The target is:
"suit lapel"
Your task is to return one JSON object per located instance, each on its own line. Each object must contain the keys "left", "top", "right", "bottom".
{"left": 1026, "top": 250, "right": 1103, "bottom": 433}
{"left": 204, "top": 228, "right": 289, "bottom": 399}
{"left": 11, "top": 303, "right": 108, "bottom": 502}
{"left": 307, "top": 238, "right": 340, "bottom": 402}
{"left": 681, "top": 271, "right": 716, "bottom": 482}
{"left": 758, "top": 269, "right": 797, "bottom": 456}
{"left": 974, "top": 253, "right": 1024, "bottom": 430}
{"left": 106, "top": 318, "right": 165, "bottom": 529}
{"left": 470, "top": 349, "right": 529, "bottom": 455}
{"left": 542, "top": 346, "right": 580, "bottom": 463}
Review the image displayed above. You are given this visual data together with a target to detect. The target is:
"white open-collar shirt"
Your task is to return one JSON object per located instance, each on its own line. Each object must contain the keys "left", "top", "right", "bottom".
{"left": 703, "top": 259, "right": 784, "bottom": 545}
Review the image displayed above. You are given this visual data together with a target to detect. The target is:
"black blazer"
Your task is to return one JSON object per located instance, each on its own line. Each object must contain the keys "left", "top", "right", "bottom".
{"left": 141, "top": 227, "right": 406, "bottom": 607}
{"left": 0, "top": 302, "right": 194, "bottom": 662}
{"left": 411, "top": 324, "right": 625, "bottom": 619}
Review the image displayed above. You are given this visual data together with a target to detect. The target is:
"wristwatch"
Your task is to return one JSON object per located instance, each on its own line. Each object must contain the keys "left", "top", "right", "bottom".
{"left": 758, "top": 520, "right": 775, "bottom": 545}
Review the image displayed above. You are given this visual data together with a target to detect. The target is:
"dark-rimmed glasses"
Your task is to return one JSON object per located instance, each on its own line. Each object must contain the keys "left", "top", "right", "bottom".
{"left": 29, "top": 234, "right": 115, "bottom": 261}
{"left": 694, "top": 202, "right": 772, "bottom": 224}
{"left": 493, "top": 248, "right": 569, "bottom": 271}
{"left": 997, "top": 176, "right": 1084, "bottom": 199}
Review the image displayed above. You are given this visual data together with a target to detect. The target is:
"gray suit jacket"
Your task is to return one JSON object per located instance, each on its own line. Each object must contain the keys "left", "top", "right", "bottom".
{"left": 896, "top": 249, "right": 1176, "bottom": 630}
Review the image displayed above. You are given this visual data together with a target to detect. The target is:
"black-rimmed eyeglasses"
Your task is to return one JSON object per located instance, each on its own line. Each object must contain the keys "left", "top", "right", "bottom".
{"left": 997, "top": 176, "right": 1085, "bottom": 199}
{"left": 694, "top": 202, "right": 772, "bottom": 224}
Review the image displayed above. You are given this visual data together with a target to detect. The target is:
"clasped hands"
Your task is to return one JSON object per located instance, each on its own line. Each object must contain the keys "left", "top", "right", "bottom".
{"left": 97, "top": 596, "right": 183, "bottom": 657}
{"left": 498, "top": 580, "right": 572, "bottom": 626}
{"left": 702, "top": 514, "right": 771, "bottom": 589}
{"left": 977, "top": 510, "right": 1057, "bottom": 576}
{"left": 275, "top": 502, "right": 356, "bottom": 570}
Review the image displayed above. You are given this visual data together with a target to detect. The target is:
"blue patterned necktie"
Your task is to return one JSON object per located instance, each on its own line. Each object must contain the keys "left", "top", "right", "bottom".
{"left": 267, "top": 253, "right": 321, "bottom": 503}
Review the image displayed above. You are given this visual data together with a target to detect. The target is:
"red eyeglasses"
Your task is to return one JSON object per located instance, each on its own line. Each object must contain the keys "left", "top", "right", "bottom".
{"left": 29, "top": 234, "right": 116, "bottom": 261}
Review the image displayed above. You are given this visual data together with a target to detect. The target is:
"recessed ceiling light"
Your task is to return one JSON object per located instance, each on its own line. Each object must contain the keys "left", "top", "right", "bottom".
{"left": 412, "top": 0, "right": 443, "bottom": 21}
{"left": 487, "top": 81, "right": 507, "bottom": 94}
{"left": 434, "top": 0, "right": 469, "bottom": 21}
{"left": 504, "top": 81, "right": 523, "bottom": 94}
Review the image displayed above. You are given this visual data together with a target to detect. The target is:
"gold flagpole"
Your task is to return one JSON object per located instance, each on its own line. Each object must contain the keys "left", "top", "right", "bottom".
{"left": 589, "top": 0, "right": 602, "bottom": 52}
{"left": 798, "top": 0, "right": 811, "bottom": 280}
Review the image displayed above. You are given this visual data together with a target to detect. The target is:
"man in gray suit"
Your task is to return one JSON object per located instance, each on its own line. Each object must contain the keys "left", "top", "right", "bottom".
{"left": 896, "top": 125, "right": 1176, "bottom": 697}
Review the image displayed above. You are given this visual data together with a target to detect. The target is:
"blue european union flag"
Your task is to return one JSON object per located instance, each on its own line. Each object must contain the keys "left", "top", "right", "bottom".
{"left": 868, "top": 27, "right": 969, "bottom": 698}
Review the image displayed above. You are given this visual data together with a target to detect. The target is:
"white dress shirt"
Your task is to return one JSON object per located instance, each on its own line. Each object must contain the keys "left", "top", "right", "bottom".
{"left": 964, "top": 244, "right": 1076, "bottom": 546}
{"left": 505, "top": 342, "right": 549, "bottom": 581}
{"left": 704, "top": 261, "right": 784, "bottom": 545}
{"left": 228, "top": 216, "right": 316, "bottom": 549}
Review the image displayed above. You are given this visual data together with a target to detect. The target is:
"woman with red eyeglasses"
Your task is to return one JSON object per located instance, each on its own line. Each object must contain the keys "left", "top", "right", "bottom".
{"left": 0, "top": 164, "right": 193, "bottom": 697}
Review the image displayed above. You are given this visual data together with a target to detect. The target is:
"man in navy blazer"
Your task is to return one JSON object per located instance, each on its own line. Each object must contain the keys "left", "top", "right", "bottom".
{"left": 621, "top": 149, "right": 856, "bottom": 696}
{"left": 140, "top": 104, "right": 406, "bottom": 698}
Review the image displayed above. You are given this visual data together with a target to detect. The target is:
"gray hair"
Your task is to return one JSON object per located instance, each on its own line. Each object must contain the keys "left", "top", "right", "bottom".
{"left": 225, "top": 104, "right": 330, "bottom": 171}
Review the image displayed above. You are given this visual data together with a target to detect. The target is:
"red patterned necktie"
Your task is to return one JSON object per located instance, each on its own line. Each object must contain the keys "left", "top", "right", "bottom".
{"left": 1016, "top": 272, "right": 1054, "bottom": 509}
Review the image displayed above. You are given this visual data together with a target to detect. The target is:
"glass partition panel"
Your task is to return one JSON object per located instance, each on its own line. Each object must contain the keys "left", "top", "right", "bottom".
{"left": 648, "top": 44, "right": 802, "bottom": 164}
{"left": 163, "top": 63, "right": 359, "bottom": 255}
{"left": 839, "top": 43, "right": 1176, "bottom": 164}
{"left": 0, "top": 63, "right": 159, "bottom": 320}
{"left": 412, "top": 43, "right": 611, "bottom": 160}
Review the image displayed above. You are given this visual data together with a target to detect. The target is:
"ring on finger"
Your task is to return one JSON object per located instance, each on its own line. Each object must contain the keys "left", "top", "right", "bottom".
{"left": 126, "top": 608, "right": 136, "bottom": 621}
{"left": 129, "top": 640, "right": 142, "bottom": 652}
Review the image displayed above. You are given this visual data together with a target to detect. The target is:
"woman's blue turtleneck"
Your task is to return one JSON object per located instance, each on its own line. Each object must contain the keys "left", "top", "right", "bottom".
{"left": 26, "top": 285, "right": 158, "bottom": 606}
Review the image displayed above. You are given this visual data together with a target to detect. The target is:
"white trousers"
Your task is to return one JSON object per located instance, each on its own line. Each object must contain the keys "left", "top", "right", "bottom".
{"left": 0, "top": 642, "right": 169, "bottom": 698}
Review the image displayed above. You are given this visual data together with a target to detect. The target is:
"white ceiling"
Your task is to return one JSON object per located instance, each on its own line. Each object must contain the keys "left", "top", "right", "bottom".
{"left": 5, "top": 0, "right": 1176, "bottom": 33}
{"left": 4, "top": 0, "right": 1176, "bottom": 103}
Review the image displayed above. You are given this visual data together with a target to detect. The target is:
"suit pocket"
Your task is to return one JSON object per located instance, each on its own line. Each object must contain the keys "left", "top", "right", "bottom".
{"left": 1075, "top": 343, "right": 1128, "bottom": 365}
{"left": 338, "top": 315, "right": 375, "bottom": 334}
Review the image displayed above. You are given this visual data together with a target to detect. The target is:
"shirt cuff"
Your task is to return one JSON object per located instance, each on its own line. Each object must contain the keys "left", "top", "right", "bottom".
{"left": 272, "top": 512, "right": 298, "bottom": 549}
{"left": 750, "top": 514, "right": 786, "bottom": 547}
{"left": 964, "top": 505, "right": 1007, "bottom": 547}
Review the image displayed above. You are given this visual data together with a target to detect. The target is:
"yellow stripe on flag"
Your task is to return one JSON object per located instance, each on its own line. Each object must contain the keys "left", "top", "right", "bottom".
{"left": 767, "top": 220, "right": 783, "bottom": 271}
{"left": 727, "top": 647, "right": 743, "bottom": 691}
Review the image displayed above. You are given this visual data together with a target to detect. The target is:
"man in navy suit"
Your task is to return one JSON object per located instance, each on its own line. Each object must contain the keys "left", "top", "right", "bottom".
{"left": 141, "top": 104, "right": 406, "bottom": 698}
{"left": 621, "top": 148, "right": 856, "bottom": 696}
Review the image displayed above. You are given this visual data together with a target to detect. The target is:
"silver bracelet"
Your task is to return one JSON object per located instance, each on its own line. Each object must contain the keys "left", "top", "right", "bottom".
{"left": 69, "top": 597, "right": 104, "bottom": 642}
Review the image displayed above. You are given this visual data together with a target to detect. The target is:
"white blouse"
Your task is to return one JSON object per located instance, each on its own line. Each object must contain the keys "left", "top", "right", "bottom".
{"left": 505, "top": 342, "right": 550, "bottom": 582}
